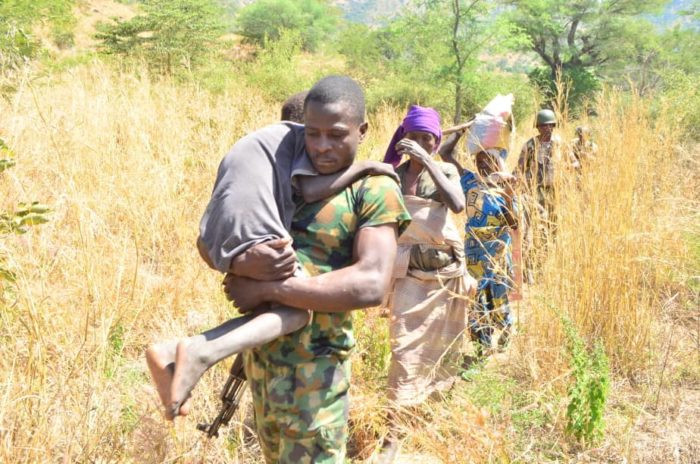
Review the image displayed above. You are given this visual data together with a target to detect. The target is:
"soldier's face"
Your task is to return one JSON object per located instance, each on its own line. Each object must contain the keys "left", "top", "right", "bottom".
{"left": 537, "top": 123, "right": 555, "bottom": 139}
{"left": 304, "top": 100, "right": 368, "bottom": 175}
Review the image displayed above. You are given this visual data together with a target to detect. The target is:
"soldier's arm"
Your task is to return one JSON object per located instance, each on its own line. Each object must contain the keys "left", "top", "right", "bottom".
{"left": 223, "top": 223, "right": 399, "bottom": 312}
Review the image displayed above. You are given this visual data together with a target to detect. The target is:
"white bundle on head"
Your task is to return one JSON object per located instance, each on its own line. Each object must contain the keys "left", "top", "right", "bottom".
{"left": 466, "top": 94, "right": 515, "bottom": 155}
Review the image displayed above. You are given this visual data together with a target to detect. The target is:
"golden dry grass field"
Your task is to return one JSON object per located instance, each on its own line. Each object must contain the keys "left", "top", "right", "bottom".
{"left": 0, "top": 62, "right": 698, "bottom": 463}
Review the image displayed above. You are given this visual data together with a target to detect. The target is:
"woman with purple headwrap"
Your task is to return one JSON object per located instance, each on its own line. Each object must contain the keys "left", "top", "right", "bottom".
{"left": 376, "top": 105, "right": 474, "bottom": 462}
{"left": 383, "top": 105, "right": 465, "bottom": 213}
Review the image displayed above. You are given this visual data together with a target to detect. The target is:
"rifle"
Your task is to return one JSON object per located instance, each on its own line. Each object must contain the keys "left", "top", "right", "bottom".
{"left": 197, "top": 354, "right": 247, "bottom": 438}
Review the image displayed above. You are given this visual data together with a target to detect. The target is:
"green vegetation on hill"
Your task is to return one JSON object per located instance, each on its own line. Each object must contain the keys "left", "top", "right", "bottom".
{"left": 0, "top": 0, "right": 75, "bottom": 67}
{"left": 2, "top": 0, "right": 697, "bottom": 126}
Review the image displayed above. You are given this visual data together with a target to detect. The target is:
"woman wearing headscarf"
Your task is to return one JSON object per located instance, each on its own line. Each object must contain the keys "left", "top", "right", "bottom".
{"left": 443, "top": 147, "right": 518, "bottom": 354}
{"left": 376, "top": 105, "right": 473, "bottom": 462}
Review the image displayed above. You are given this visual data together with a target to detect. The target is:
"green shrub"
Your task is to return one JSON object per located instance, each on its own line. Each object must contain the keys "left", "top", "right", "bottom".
{"left": 241, "top": 29, "right": 343, "bottom": 102}
{"left": 0, "top": 0, "right": 75, "bottom": 67}
{"left": 236, "top": 0, "right": 339, "bottom": 52}
{"left": 95, "top": 0, "right": 227, "bottom": 74}
{"left": 0, "top": 138, "right": 50, "bottom": 283}
{"left": 562, "top": 316, "right": 610, "bottom": 443}
{"left": 529, "top": 66, "right": 600, "bottom": 114}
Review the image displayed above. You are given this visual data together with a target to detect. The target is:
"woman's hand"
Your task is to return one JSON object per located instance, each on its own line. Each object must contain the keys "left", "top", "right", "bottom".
{"left": 489, "top": 172, "right": 518, "bottom": 197}
{"left": 396, "top": 138, "right": 432, "bottom": 166}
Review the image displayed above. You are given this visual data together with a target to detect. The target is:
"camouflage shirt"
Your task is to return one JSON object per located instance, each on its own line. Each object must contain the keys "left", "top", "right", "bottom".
{"left": 256, "top": 174, "right": 411, "bottom": 364}
{"left": 518, "top": 134, "right": 562, "bottom": 188}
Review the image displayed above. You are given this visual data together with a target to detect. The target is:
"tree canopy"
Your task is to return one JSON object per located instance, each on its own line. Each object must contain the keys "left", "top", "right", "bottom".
{"left": 236, "top": 0, "right": 339, "bottom": 51}
{"left": 505, "top": 0, "right": 670, "bottom": 106}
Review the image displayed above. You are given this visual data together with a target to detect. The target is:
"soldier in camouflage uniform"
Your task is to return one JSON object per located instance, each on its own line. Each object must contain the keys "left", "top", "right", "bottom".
{"left": 224, "top": 76, "right": 411, "bottom": 463}
{"left": 517, "top": 108, "right": 562, "bottom": 220}
{"left": 516, "top": 109, "right": 561, "bottom": 280}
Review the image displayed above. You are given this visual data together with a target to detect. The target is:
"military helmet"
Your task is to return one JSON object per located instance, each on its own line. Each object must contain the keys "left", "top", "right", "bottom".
{"left": 535, "top": 109, "right": 557, "bottom": 126}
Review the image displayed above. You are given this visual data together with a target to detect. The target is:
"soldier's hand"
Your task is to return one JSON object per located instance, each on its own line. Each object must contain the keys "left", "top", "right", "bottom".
{"left": 229, "top": 239, "right": 296, "bottom": 281}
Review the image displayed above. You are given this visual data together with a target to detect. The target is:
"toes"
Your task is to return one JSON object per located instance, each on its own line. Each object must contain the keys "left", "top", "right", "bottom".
{"left": 179, "top": 397, "right": 191, "bottom": 416}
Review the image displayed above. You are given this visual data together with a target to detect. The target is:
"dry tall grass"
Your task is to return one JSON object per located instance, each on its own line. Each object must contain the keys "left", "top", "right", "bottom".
{"left": 509, "top": 88, "right": 697, "bottom": 381}
{"left": 0, "top": 62, "right": 697, "bottom": 463}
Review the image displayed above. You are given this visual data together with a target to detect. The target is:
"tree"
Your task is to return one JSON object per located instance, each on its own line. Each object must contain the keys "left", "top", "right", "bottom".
{"left": 236, "top": 0, "right": 339, "bottom": 51}
{"left": 437, "top": 0, "right": 524, "bottom": 122}
{"left": 505, "top": 0, "right": 668, "bottom": 105}
{"left": 351, "top": 0, "right": 522, "bottom": 123}
{"left": 95, "top": 0, "right": 227, "bottom": 73}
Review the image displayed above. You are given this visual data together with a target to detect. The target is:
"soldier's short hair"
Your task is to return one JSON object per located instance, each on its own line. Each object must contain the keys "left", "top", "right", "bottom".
{"left": 304, "top": 76, "right": 365, "bottom": 124}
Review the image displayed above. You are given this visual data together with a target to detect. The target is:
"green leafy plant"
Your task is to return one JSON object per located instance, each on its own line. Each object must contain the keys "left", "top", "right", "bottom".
{"left": 562, "top": 315, "right": 610, "bottom": 443}
{"left": 0, "top": 138, "right": 50, "bottom": 283}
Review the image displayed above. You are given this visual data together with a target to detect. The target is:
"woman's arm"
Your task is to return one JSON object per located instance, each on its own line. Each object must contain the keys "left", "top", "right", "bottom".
{"left": 438, "top": 130, "right": 466, "bottom": 176}
{"left": 501, "top": 193, "right": 518, "bottom": 229}
{"left": 396, "top": 139, "right": 465, "bottom": 213}
{"left": 298, "top": 161, "right": 399, "bottom": 203}
{"left": 490, "top": 172, "right": 518, "bottom": 229}
{"left": 422, "top": 159, "right": 466, "bottom": 213}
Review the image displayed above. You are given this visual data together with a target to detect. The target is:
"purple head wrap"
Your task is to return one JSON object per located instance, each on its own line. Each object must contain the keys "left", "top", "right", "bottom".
{"left": 383, "top": 105, "right": 442, "bottom": 167}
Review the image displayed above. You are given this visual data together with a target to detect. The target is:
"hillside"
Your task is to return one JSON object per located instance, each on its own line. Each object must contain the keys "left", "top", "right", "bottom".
{"left": 333, "top": 0, "right": 412, "bottom": 23}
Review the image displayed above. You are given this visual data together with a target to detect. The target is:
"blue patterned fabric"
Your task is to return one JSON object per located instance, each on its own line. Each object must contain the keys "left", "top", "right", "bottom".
{"left": 461, "top": 171, "right": 515, "bottom": 347}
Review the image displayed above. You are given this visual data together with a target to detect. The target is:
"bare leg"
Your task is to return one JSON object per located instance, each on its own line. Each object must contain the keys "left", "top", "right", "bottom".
{"left": 170, "top": 306, "right": 309, "bottom": 417}
{"left": 145, "top": 340, "right": 191, "bottom": 420}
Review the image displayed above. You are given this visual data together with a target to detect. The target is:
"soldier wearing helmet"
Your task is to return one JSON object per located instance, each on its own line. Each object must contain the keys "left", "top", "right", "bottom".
{"left": 516, "top": 108, "right": 562, "bottom": 217}
{"left": 516, "top": 109, "right": 561, "bottom": 282}
{"left": 570, "top": 125, "right": 597, "bottom": 172}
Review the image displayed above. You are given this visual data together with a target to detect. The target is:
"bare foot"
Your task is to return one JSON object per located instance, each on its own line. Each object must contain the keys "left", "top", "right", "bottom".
{"left": 170, "top": 337, "right": 211, "bottom": 418}
{"left": 146, "top": 341, "right": 191, "bottom": 420}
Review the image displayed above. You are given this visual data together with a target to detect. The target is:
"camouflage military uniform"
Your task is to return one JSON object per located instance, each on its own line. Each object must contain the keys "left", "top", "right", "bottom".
{"left": 518, "top": 134, "right": 562, "bottom": 219}
{"left": 244, "top": 175, "right": 411, "bottom": 464}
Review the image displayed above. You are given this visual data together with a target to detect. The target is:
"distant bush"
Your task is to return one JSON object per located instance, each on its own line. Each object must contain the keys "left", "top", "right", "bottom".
{"left": 240, "top": 29, "right": 343, "bottom": 103}
{"left": 0, "top": 21, "right": 36, "bottom": 69}
{"left": 95, "top": 0, "right": 227, "bottom": 73}
{"left": 236, "top": 0, "right": 339, "bottom": 52}
{"left": 656, "top": 69, "right": 700, "bottom": 141}
{"left": 529, "top": 66, "right": 600, "bottom": 113}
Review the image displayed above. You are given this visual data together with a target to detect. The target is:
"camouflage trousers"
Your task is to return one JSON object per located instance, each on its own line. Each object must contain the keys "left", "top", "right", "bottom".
{"left": 244, "top": 349, "right": 350, "bottom": 463}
